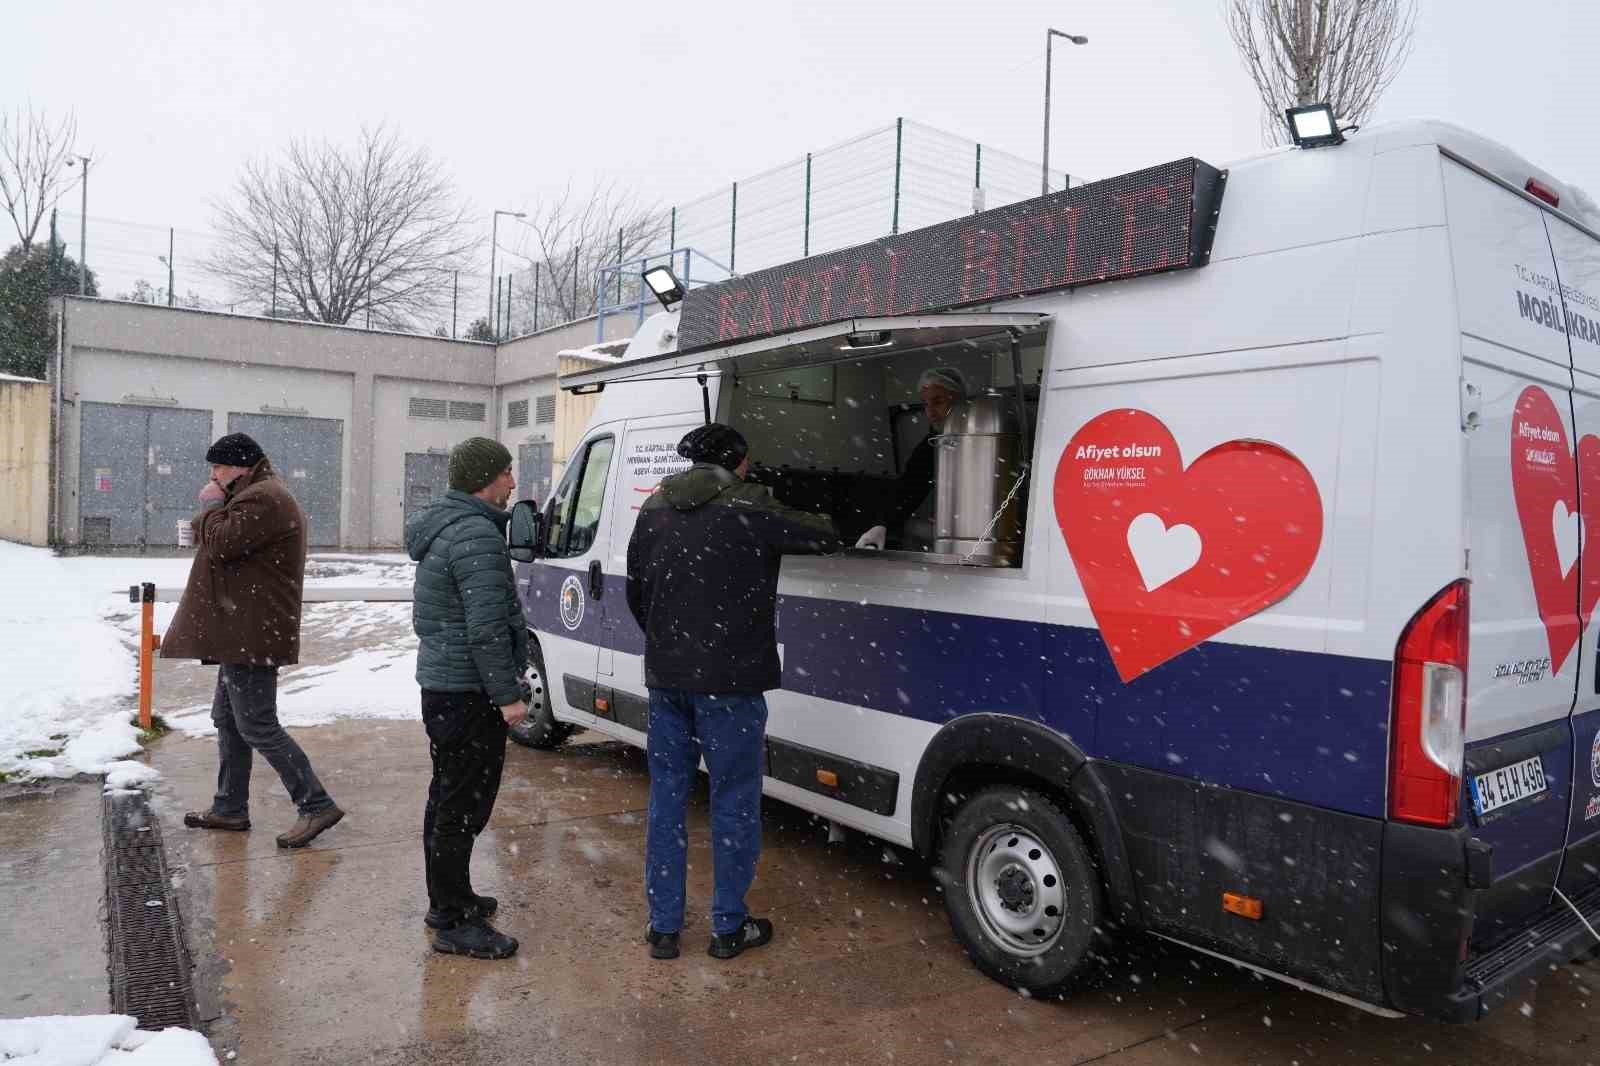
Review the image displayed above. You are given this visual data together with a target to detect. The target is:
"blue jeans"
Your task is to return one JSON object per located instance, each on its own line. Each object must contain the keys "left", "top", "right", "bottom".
{"left": 645, "top": 688, "right": 768, "bottom": 937}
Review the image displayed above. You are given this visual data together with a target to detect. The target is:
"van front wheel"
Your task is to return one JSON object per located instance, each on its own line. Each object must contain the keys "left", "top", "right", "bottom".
{"left": 940, "top": 786, "right": 1104, "bottom": 996}
{"left": 508, "top": 636, "right": 575, "bottom": 750}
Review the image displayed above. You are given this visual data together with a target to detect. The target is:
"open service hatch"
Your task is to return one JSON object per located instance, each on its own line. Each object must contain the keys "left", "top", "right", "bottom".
{"left": 561, "top": 311, "right": 1051, "bottom": 568}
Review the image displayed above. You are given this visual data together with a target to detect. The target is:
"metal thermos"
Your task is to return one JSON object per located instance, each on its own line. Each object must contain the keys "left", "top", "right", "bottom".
{"left": 932, "top": 390, "right": 1023, "bottom": 565}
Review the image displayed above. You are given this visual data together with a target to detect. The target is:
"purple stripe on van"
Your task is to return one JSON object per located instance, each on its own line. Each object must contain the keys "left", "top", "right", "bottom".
{"left": 521, "top": 563, "right": 1392, "bottom": 818}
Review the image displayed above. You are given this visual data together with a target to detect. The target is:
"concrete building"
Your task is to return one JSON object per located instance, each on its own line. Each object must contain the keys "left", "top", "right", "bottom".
{"left": 48, "top": 297, "right": 635, "bottom": 550}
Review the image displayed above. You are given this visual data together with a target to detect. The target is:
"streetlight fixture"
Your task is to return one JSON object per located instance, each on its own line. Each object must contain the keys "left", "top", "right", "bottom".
{"left": 489, "top": 209, "right": 526, "bottom": 331}
{"left": 65, "top": 155, "right": 91, "bottom": 294}
{"left": 1042, "top": 29, "right": 1087, "bottom": 196}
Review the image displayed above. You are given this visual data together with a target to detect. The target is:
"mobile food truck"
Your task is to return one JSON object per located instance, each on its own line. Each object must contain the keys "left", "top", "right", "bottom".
{"left": 507, "top": 119, "right": 1600, "bottom": 1021}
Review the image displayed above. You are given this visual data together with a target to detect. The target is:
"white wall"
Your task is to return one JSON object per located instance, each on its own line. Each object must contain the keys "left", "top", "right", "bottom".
{"left": 371, "top": 377, "right": 498, "bottom": 546}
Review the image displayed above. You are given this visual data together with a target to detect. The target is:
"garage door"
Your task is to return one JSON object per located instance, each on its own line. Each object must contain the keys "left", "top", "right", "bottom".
{"left": 79, "top": 402, "right": 213, "bottom": 547}
{"left": 404, "top": 452, "right": 449, "bottom": 527}
{"left": 228, "top": 413, "right": 344, "bottom": 547}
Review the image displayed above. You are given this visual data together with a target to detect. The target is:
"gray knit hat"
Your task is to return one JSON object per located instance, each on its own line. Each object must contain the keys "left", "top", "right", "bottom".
{"left": 449, "top": 437, "right": 514, "bottom": 493}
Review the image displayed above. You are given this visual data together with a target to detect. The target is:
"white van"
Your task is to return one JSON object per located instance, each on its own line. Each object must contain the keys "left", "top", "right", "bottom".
{"left": 507, "top": 120, "right": 1600, "bottom": 1022}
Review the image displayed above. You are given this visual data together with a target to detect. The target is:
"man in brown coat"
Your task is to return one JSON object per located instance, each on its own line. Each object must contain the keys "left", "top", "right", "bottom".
{"left": 162, "top": 432, "right": 345, "bottom": 849}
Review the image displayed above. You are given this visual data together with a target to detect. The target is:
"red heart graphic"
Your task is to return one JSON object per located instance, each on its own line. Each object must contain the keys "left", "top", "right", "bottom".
{"left": 1508, "top": 385, "right": 1600, "bottom": 672}
{"left": 1054, "top": 409, "right": 1324, "bottom": 683}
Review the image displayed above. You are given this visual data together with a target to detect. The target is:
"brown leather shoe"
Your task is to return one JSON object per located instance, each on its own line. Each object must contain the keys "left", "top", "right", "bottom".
{"left": 184, "top": 808, "right": 251, "bottom": 831}
{"left": 275, "top": 805, "right": 345, "bottom": 849}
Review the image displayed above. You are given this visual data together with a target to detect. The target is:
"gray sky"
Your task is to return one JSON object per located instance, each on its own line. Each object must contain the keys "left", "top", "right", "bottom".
{"left": 5, "top": 0, "right": 1596, "bottom": 300}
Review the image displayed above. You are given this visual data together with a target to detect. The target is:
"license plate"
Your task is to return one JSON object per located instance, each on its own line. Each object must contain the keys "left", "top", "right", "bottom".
{"left": 1470, "top": 755, "right": 1549, "bottom": 818}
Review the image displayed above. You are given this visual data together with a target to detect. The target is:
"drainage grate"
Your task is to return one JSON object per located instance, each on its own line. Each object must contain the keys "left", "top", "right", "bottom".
{"left": 103, "top": 791, "right": 198, "bottom": 1031}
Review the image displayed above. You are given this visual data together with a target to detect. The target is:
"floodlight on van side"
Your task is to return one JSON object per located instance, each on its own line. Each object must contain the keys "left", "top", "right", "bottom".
{"left": 1285, "top": 103, "right": 1344, "bottom": 149}
{"left": 643, "top": 265, "right": 687, "bottom": 310}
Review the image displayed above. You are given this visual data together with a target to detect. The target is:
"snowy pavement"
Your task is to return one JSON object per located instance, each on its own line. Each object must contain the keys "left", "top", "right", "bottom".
{"left": 0, "top": 544, "right": 417, "bottom": 784}
{"left": 0, "top": 1014, "right": 217, "bottom": 1065}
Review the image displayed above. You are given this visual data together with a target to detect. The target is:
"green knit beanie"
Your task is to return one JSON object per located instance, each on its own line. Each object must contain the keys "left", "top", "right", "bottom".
{"left": 449, "top": 437, "right": 514, "bottom": 494}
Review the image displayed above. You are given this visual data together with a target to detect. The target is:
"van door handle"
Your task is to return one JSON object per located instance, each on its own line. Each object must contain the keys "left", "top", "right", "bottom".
{"left": 589, "top": 560, "right": 604, "bottom": 600}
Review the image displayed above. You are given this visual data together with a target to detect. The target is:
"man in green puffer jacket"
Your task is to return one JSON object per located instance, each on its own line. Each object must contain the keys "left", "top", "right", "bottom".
{"left": 405, "top": 436, "right": 529, "bottom": 961}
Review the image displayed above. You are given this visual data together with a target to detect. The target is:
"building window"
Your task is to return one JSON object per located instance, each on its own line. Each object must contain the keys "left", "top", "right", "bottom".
{"left": 507, "top": 399, "right": 530, "bottom": 428}
{"left": 448, "top": 400, "right": 487, "bottom": 422}
{"left": 535, "top": 394, "right": 556, "bottom": 425}
{"left": 409, "top": 397, "right": 448, "bottom": 420}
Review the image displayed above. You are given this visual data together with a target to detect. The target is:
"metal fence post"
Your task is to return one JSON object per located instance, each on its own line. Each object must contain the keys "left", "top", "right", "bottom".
{"left": 729, "top": 182, "right": 738, "bottom": 273}
{"left": 974, "top": 144, "right": 982, "bottom": 214}
{"left": 804, "top": 152, "right": 812, "bottom": 257}
{"left": 669, "top": 206, "right": 676, "bottom": 253}
{"left": 892, "top": 117, "right": 903, "bottom": 235}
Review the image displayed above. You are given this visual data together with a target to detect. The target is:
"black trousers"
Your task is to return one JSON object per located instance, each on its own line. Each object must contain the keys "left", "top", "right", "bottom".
{"left": 421, "top": 689, "right": 508, "bottom": 924}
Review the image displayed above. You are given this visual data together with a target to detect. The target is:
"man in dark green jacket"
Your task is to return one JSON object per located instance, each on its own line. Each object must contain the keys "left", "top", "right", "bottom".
{"left": 406, "top": 437, "right": 529, "bottom": 961}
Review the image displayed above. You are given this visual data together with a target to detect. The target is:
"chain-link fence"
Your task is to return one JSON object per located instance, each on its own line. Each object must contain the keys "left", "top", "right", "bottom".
{"left": 43, "top": 118, "right": 1071, "bottom": 342}
{"left": 652, "top": 119, "right": 1068, "bottom": 280}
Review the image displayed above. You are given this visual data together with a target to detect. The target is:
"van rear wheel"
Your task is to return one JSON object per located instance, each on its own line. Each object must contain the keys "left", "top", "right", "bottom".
{"left": 940, "top": 786, "right": 1104, "bottom": 996}
{"left": 508, "top": 635, "right": 574, "bottom": 750}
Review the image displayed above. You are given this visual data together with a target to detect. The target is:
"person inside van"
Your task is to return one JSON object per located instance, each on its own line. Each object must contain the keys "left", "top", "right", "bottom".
{"left": 855, "top": 366, "right": 967, "bottom": 550}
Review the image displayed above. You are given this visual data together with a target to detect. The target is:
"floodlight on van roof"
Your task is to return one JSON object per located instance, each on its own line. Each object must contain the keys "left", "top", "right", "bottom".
{"left": 1285, "top": 103, "right": 1344, "bottom": 149}
{"left": 643, "top": 265, "right": 686, "bottom": 310}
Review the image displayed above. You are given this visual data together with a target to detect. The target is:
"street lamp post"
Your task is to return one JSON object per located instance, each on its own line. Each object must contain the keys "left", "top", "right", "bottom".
{"left": 67, "top": 155, "right": 91, "bottom": 294}
{"left": 1042, "top": 29, "right": 1087, "bottom": 196}
{"left": 490, "top": 209, "right": 526, "bottom": 335}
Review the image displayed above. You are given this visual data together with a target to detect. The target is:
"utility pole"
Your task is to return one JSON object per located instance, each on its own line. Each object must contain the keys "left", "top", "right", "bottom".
{"left": 452, "top": 270, "right": 458, "bottom": 338}
{"left": 165, "top": 229, "right": 174, "bottom": 306}
{"left": 271, "top": 242, "right": 279, "bottom": 317}
{"left": 67, "top": 155, "right": 91, "bottom": 294}
{"left": 1042, "top": 30, "right": 1087, "bottom": 196}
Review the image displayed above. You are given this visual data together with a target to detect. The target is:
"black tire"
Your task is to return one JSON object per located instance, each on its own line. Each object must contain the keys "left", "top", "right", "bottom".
{"left": 939, "top": 786, "right": 1104, "bottom": 996}
{"left": 508, "top": 635, "right": 575, "bottom": 750}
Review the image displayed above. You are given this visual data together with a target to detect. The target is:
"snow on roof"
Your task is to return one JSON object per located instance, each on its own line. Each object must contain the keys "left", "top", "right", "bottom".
{"left": 0, "top": 371, "right": 45, "bottom": 384}
{"left": 556, "top": 339, "right": 629, "bottom": 364}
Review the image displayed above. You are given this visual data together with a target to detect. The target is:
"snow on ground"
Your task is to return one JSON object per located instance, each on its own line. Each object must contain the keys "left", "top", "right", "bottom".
{"left": 0, "top": 544, "right": 417, "bottom": 780}
{"left": 165, "top": 602, "right": 420, "bottom": 737}
{"left": 0, "top": 1014, "right": 217, "bottom": 1065}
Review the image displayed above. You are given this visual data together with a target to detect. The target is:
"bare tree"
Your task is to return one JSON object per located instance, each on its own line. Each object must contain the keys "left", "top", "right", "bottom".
{"left": 503, "top": 182, "right": 668, "bottom": 335}
{"left": 0, "top": 106, "right": 79, "bottom": 252}
{"left": 210, "top": 126, "right": 477, "bottom": 329}
{"left": 1226, "top": 0, "right": 1417, "bottom": 144}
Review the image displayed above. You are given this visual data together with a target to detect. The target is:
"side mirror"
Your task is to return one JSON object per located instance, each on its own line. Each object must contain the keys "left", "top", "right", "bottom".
{"left": 508, "top": 498, "right": 545, "bottom": 563}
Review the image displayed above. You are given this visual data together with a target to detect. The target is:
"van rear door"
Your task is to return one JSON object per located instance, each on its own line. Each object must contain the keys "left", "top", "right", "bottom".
{"left": 1549, "top": 209, "right": 1600, "bottom": 903}
{"left": 1446, "top": 158, "right": 1579, "bottom": 946}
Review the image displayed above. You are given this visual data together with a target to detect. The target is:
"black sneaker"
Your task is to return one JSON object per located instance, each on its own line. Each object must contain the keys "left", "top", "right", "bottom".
{"left": 646, "top": 926, "right": 680, "bottom": 960}
{"left": 707, "top": 917, "right": 773, "bottom": 960}
{"left": 432, "top": 919, "right": 518, "bottom": 960}
{"left": 424, "top": 895, "right": 498, "bottom": 931}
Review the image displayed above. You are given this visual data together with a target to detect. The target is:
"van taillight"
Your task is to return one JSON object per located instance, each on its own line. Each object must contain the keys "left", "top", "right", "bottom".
{"left": 1389, "top": 580, "right": 1469, "bottom": 827}
{"left": 1525, "top": 178, "right": 1560, "bottom": 208}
